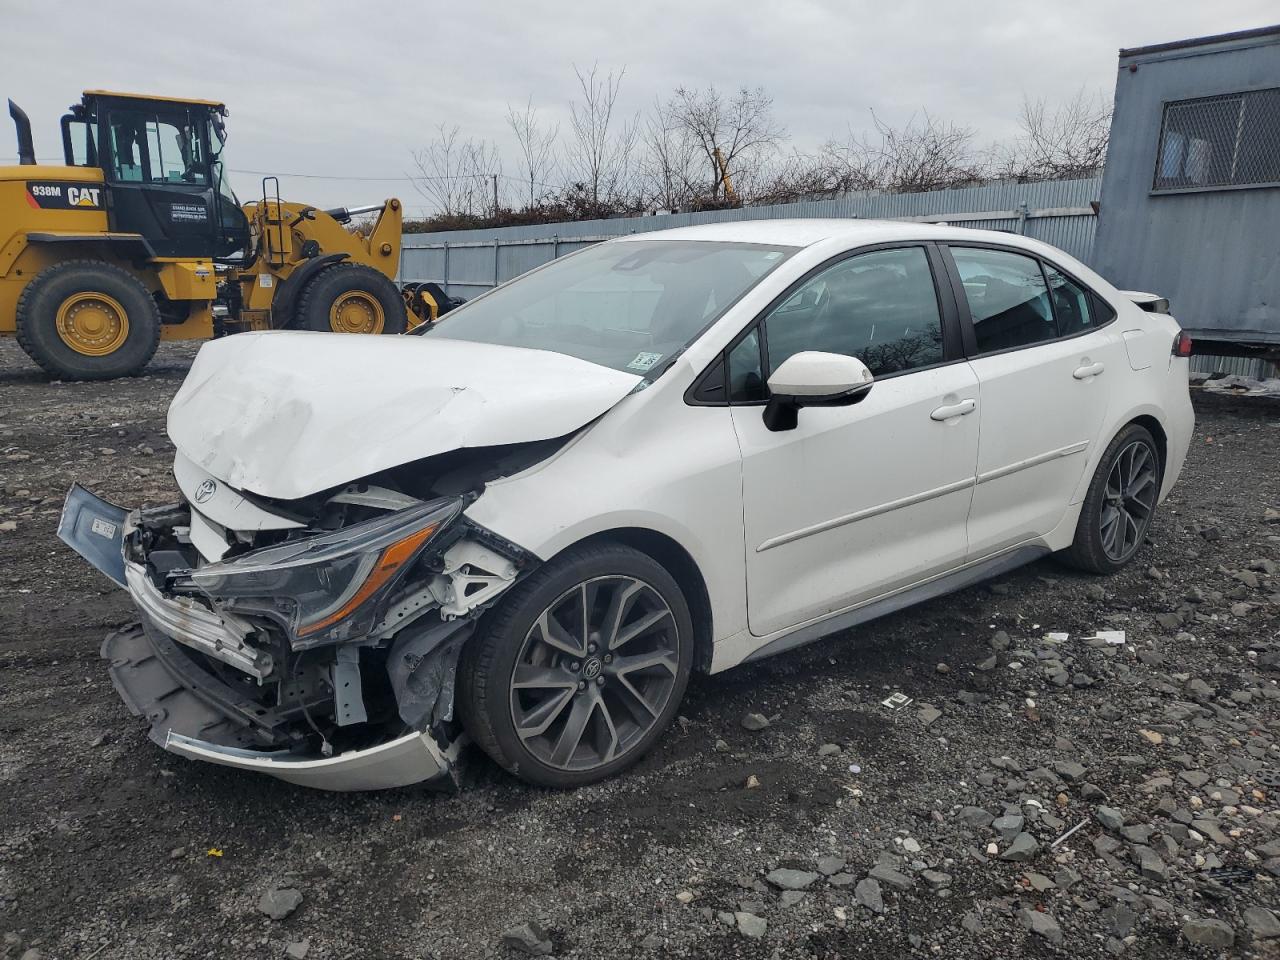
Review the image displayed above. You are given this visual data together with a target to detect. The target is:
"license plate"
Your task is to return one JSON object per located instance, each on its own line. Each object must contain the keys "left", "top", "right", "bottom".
{"left": 58, "top": 484, "right": 129, "bottom": 587}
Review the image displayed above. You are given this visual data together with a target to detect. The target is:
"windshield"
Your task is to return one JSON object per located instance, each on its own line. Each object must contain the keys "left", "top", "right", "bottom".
{"left": 209, "top": 116, "right": 250, "bottom": 259}
{"left": 210, "top": 118, "right": 239, "bottom": 207}
{"left": 423, "top": 240, "right": 795, "bottom": 374}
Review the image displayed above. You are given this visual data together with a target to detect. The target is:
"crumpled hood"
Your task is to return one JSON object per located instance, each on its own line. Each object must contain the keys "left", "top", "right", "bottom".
{"left": 168, "top": 331, "right": 642, "bottom": 501}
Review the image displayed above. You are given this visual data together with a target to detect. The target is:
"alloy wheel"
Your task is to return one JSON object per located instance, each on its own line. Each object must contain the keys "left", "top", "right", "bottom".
{"left": 1100, "top": 439, "right": 1158, "bottom": 561}
{"left": 509, "top": 576, "right": 680, "bottom": 772}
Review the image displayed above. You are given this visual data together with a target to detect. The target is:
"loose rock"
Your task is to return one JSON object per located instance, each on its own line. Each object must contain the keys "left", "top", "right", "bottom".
{"left": 1096, "top": 806, "right": 1126, "bottom": 831}
{"left": 868, "top": 863, "right": 913, "bottom": 891}
{"left": 854, "top": 877, "right": 885, "bottom": 913}
{"left": 735, "top": 912, "right": 767, "bottom": 939}
{"left": 1181, "top": 917, "right": 1234, "bottom": 949}
{"left": 1000, "top": 833, "right": 1040, "bottom": 862}
{"left": 1018, "top": 908, "right": 1063, "bottom": 945}
{"left": 257, "top": 886, "right": 303, "bottom": 921}
{"left": 816, "top": 856, "right": 846, "bottom": 876}
{"left": 502, "top": 921, "right": 554, "bottom": 956}
{"left": 765, "top": 868, "right": 819, "bottom": 891}
{"left": 1243, "top": 907, "right": 1280, "bottom": 940}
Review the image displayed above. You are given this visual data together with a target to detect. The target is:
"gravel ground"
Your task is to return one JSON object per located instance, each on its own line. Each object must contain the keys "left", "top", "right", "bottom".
{"left": 1, "top": 338, "right": 1278, "bottom": 960}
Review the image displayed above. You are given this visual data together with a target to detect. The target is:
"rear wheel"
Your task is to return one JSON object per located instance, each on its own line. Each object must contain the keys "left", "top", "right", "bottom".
{"left": 458, "top": 544, "right": 694, "bottom": 788}
{"left": 295, "top": 263, "right": 407, "bottom": 335}
{"left": 15, "top": 260, "right": 161, "bottom": 380}
{"left": 1062, "top": 424, "right": 1162, "bottom": 574}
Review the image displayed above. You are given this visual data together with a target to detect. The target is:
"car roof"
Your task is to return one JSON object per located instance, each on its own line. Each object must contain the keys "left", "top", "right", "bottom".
{"left": 614, "top": 218, "right": 926, "bottom": 247}
{"left": 611, "top": 217, "right": 1033, "bottom": 251}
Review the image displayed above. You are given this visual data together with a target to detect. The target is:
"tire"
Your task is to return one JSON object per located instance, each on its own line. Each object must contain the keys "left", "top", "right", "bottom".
{"left": 294, "top": 263, "right": 407, "bottom": 335}
{"left": 15, "top": 260, "right": 161, "bottom": 380}
{"left": 458, "top": 543, "right": 695, "bottom": 788}
{"left": 1062, "top": 424, "right": 1162, "bottom": 574}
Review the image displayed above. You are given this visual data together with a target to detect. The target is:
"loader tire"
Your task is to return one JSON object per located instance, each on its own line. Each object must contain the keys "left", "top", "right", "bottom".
{"left": 295, "top": 263, "right": 407, "bottom": 335}
{"left": 15, "top": 260, "right": 161, "bottom": 381}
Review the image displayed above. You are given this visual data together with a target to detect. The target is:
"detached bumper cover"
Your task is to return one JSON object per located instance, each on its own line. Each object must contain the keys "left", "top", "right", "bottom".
{"left": 163, "top": 729, "right": 457, "bottom": 792}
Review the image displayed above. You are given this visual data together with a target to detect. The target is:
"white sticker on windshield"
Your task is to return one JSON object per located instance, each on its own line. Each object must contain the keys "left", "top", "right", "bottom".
{"left": 627, "top": 351, "right": 663, "bottom": 371}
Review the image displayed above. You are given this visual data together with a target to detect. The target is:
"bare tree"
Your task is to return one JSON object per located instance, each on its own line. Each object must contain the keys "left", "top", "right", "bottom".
{"left": 998, "top": 89, "right": 1111, "bottom": 181}
{"left": 564, "top": 63, "right": 638, "bottom": 211}
{"left": 637, "top": 97, "right": 702, "bottom": 211}
{"left": 740, "top": 149, "right": 842, "bottom": 205}
{"left": 823, "top": 110, "right": 985, "bottom": 193}
{"left": 669, "top": 85, "right": 785, "bottom": 202}
{"left": 506, "top": 98, "right": 559, "bottom": 208}
{"left": 410, "top": 124, "right": 504, "bottom": 218}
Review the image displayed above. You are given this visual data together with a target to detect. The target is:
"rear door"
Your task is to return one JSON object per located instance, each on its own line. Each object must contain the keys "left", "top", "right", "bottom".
{"left": 942, "top": 244, "right": 1127, "bottom": 558}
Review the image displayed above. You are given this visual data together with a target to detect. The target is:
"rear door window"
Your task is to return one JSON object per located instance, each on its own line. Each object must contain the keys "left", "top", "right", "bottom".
{"left": 950, "top": 247, "right": 1055, "bottom": 353}
{"left": 1043, "top": 264, "right": 1094, "bottom": 337}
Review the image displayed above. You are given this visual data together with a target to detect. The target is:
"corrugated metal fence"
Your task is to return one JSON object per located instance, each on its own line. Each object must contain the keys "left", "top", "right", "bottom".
{"left": 399, "top": 174, "right": 1275, "bottom": 379}
{"left": 400, "top": 177, "right": 1102, "bottom": 297}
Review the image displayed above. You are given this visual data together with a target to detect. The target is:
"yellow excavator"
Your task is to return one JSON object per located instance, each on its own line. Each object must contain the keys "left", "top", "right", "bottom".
{"left": 1, "top": 91, "right": 454, "bottom": 380}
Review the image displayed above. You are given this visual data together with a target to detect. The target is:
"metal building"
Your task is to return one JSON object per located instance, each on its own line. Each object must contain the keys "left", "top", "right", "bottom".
{"left": 1093, "top": 24, "right": 1280, "bottom": 363}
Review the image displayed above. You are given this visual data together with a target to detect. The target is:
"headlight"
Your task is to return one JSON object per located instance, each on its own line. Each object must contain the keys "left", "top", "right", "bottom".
{"left": 184, "top": 497, "right": 462, "bottom": 648}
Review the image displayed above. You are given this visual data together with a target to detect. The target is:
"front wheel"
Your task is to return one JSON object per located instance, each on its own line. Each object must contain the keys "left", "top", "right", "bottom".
{"left": 458, "top": 544, "right": 694, "bottom": 788}
{"left": 294, "top": 263, "right": 407, "bottom": 335}
{"left": 15, "top": 260, "right": 161, "bottom": 380}
{"left": 1062, "top": 424, "right": 1162, "bottom": 574}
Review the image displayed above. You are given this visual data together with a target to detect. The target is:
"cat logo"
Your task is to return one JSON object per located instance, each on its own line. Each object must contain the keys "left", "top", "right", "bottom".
{"left": 25, "top": 181, "right": 104, "bottom": 210}
{"left": 68, "top": 186, "right": 101, "bottom": 207}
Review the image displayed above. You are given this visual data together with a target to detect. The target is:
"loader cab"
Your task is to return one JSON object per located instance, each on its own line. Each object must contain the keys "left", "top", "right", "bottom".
{"left": 62, "top": 91, "right": 250, "bottom": 260}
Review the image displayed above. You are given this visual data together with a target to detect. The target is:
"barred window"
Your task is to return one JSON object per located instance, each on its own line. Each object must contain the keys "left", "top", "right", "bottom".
{"left": 1153, "top": 88, "right": 1280, "bottom": 192}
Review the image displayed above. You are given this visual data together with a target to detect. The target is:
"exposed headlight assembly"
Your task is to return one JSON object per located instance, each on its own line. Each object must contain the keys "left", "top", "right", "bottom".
{"left": 183, "top": 497, "right": 462, "bottom": 648}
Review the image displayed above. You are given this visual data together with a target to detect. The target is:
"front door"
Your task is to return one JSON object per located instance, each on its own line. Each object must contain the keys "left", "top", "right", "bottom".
{"left": 730, "top": 245, "right": 981, "bottom": 637}
{"left": 100, "top": 102, "right": 219, "bottom": 258}
{"left": 944, "top": 245, "right": 1127, "bottom": 557}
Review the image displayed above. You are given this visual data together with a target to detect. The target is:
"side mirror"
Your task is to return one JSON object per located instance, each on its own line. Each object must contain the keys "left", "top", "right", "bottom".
{"left": 763, "top": 351, "right": 874, "bottom": 432}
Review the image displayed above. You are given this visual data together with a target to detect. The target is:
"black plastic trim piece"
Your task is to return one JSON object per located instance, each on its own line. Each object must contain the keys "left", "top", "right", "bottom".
{"left": 743, "top": 545, "right": 1050, "bottom": 663}
{"left": 26, "top": 231, "right": 157, "bottom": 261}
{"left": 269, "top": 252, "right": 349, "bottom": 324}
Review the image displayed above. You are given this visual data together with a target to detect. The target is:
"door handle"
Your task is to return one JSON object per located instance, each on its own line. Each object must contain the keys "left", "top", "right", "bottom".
{"left": 930, "top": 398, "right": 976, "bottom": 421}
{"left": 1073, "top": 361, "right": 1105, "bottom": 380}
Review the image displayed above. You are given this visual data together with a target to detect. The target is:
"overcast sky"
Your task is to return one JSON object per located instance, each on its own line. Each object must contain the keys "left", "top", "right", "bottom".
{"left": 1, "top": 1, "right": 1275, "bottom": 213}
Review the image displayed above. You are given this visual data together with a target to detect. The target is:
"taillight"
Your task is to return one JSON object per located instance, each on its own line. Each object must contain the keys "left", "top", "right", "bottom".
{"left": 1172, "top": 332, "right": 1193, "bottom": 358}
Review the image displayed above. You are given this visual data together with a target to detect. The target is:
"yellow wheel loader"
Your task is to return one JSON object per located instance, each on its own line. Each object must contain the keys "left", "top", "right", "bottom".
{"left": 1, "top": 91, "right": 455, "bottom": 380}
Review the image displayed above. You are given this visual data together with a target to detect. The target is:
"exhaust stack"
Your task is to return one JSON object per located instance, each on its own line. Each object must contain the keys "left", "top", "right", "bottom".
{"left": 8, "top": 100, "right": 36, "bottom": 165}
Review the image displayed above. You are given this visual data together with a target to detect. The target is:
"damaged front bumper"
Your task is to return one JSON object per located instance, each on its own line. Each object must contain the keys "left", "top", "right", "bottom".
{"left": 102, "top": 620, "right": 458, "bottom": 791}
{"left": 60, "top": 483, "right": 520, "bottom": 792}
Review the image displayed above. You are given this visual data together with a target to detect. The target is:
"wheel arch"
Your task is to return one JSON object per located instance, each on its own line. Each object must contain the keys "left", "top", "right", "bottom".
{"left": 271, "top": 253, "right": 349, "bottom": 325}
{"left": 1128, "top": 413, "right": 1168, "bottom": 479}
{"left": 1072, "top": 403, "right": 1172, "bottom": 506}
{"left": 551, "top": 527, "right": 715, "bottom": 674}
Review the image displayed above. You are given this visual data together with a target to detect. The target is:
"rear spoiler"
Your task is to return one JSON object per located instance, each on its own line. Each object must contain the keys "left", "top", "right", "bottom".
{"left": 1119, "top": 290, "right": 1171, "bottom": 315}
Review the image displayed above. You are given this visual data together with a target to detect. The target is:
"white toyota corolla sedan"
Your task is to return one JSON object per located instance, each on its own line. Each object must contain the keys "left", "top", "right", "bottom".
{"left": 60, "top": 219, "right": 1194, "bottom": 791}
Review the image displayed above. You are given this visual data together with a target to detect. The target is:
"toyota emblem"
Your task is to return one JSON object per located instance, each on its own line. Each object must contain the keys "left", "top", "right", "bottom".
{"left": 193, "top": 479, "right": 217, "bottom": 504}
